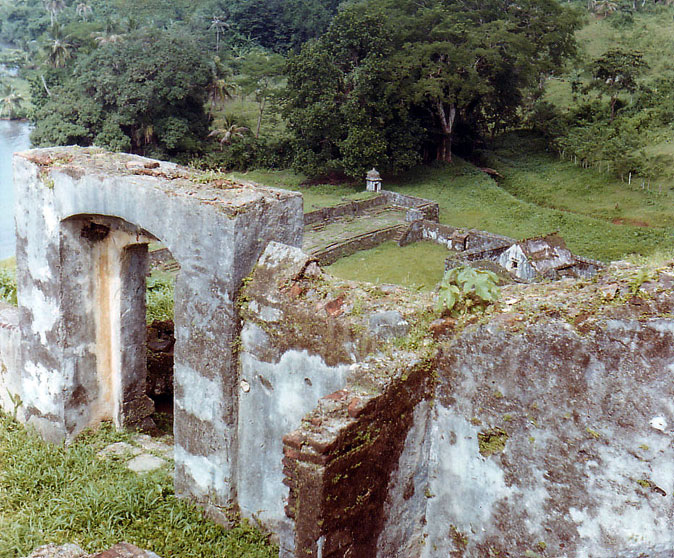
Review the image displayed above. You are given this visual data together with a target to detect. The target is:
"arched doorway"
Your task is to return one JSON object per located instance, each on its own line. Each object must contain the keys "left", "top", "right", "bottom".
{"left": 13, "top": 146, "right": 303, "bottom": 516}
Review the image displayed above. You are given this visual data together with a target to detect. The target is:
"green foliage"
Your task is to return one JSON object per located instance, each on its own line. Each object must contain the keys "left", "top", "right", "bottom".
{"left": 283, "top": 0, "right": 579, "bottom": 177}
{"left": 436, "top": 266, "right": 500, "bottom": 315}
{"left": 477, "top": 427, "right": 508, "bottom": 457}
{"left": 0, "top": 268, "right": 17, "bottom": 306}
{"left": 283, "top": 5, "right": 424, "bottom": 178}
{"left": 146, "top": 273, "right": 174, "bottom": 324}
{"left": 236, "top": 49, "right": 285, "bottom": 138}
{"left": 0, "top": 414, "right": 276, "bottom": 557}
{"left": 221, "top": 0, "right": 339, "bottom": 52}
{"left": 585, "top": 48, "right": 648, "bottom": 120}
{"left": 196, "top": 134, "right": 294, "bottom": 172}
{"left": 30, "top": 28, "right": 211, "bottom": 159}
{"left": 0, "top": 81, "right": 26, "bottom": 119}
{"left": 538, "top": 8, "right": 674, "bottom": 186}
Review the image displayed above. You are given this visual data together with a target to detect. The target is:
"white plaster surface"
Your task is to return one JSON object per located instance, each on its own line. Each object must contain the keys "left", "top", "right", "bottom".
{"left": 237, "top": 348, "right": 350, "bottom": 525}
{"left": 421, "top": 409, "right": 512, "bottom": 558}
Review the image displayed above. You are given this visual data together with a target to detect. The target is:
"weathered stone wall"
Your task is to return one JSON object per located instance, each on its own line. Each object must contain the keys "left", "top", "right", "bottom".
{"left": 11, "top": 147, "right": 303, "bottom": 523}
{"left": 267, "top": 258, "right": 674, "bottom": 557}
{"left": 283, "top": 357, "right": 433, "bottom": 558}
{"left": 236, "top": 242, "right": 436, "bottom": 556}
{"left": 400, "top": 219, "right": 514, "bottom": 254}
{"left": 378, "top": 267, "right": 674, "bottom": 558}
{"left": 379, "top": 191, "right": 439, "bottom": 222}
{"left": 236, "top": 244, "right": 353, "bottom": 548}
{"left": 311, "top": 224, "right": 406, "bottom": 266}
{"left": 0, "top": 302, "right": 21, "bottom": 419}
{"left": 304, "top": 196, "right": 386, "bottom": 226}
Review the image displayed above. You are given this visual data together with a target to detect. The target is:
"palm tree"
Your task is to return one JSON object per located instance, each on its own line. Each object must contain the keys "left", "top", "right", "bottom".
{"left": 43, "top": 0, "right": 65, "bottom": 26}
{"left": 76, "top": 3, "right": 93, "bottom": 21}
{"left": 0, "top": 84, "right": 25, "bottom": 119}
{"left": 207, "top": 77, "right": 236, "bottom": 115}
{"left": 209, "top": 16, "right": 229, "bottom": 53}
{"left": 45, "top": 29, "right": 72, "bottom": 68}
{"left": 207, "top": 121, "right": 248, "bottom": 148}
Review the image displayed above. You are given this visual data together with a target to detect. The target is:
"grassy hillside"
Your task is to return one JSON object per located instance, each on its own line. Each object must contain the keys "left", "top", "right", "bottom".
{"left": 544, "top": 8, "right": 674, "bottom": 185}
{"left": 487, "top": 134, "right": 674, "bottom": 229}
{"left": 388, "top": 159, "right": 670, "bottom": 262}
{"left": 242, "top": 147, "right": 673, "bottom": 265}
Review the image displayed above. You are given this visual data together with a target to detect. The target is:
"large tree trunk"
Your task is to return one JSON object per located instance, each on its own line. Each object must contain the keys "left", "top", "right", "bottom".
{"left": 610, "top": 96, "right": 617, "bottom": 121}
{"left": 256, "top": 98, "right": 266, "bottom": 139}
{"left": 435, "top": 101, "right": 456, "bottom": 163}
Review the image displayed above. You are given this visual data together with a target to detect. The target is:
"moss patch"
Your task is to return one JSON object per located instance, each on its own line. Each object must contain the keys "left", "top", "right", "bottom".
{"left": 477, "top": 427, "right": 509, "bottom": 457}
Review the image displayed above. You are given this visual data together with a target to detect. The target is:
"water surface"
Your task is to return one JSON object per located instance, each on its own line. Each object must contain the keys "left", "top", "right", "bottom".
{"left": 0, "top": 120, "right": 31, "bottom": 260}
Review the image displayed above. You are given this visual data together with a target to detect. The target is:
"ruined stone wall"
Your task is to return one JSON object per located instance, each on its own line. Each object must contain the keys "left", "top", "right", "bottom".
{"left": 379, "top": 268, "right": 674, "bottom": 558}
{"left": 0, "top": 302, "right": 21, "bottom": 418}
{"left": 379, "top": 191, "right": 440, "bottom": 222}
{"left": 311, "top": 225, "right": 406, "bottom": 266}
{"left": 269, "top": 258, "right": 674, "bottom": 557}
{"left": 304, "top": 196, "right": 386, "bottom": 226}
{"left": 11, "top": 147, "right": 303, "bottom": 524}
{"left": 283, "top": 357, "right": 433, "bottom": 558}
{"left": 236, "top": 242, "right": 436, "bottom": 557}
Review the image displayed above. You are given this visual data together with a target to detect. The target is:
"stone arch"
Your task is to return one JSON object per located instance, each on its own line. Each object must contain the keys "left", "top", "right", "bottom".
{"left": 13, "top": 147, "right": 302, "bottom": 514}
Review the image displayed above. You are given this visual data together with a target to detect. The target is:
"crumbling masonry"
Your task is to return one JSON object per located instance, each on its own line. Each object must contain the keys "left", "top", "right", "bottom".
{"left": 1, "top": 148, "right": 673, "bottom": 558}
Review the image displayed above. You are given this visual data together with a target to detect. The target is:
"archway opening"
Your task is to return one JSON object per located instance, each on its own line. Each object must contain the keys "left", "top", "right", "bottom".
{"left": 60, "top": 214, "right": 181, "bottom": 436}
{"left": 145, "top": 245, "right": 179, "bottom": 436}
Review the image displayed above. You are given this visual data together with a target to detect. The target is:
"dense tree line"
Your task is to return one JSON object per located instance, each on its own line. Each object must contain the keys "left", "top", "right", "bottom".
{"left": 283, "top": 0, "right": 580, "bottom": 176}
{"left": 0, "top": 0, "right": 583, "bottom": 177}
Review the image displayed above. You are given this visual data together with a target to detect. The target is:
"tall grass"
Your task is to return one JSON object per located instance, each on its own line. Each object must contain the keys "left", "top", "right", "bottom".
{"left": 0, "top": 415, "right": 276, "bottom": 558}
{"left": 146, "top": 273, "right": 174, "bottom": 324}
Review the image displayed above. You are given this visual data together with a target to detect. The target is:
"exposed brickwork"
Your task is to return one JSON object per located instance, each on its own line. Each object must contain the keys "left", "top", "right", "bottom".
{"left": 282, "top": 357, "right": 435, "bottom": 558}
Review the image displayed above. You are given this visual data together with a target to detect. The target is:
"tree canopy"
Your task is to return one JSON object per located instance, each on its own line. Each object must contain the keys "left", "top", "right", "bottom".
{"left": 30, "top": 28, "right": 211, "bottom": 158}
{"left": 283, "top": 0, "right": 580, "bottom": 177}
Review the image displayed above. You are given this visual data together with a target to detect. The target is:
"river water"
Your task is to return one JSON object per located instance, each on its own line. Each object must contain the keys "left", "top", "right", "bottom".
{"left": 0, "top": 120, "right": 31, "bottom": 260}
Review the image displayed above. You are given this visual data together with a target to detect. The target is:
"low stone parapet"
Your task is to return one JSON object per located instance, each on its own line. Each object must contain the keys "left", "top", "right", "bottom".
{"left": 304, "top": 195, "right": 386, "bottom": 226}
{"left": 311, "top": 225, "right": 406, "bottom": 266}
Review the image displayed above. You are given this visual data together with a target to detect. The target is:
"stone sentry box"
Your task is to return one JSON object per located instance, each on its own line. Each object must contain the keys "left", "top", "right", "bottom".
{"left": 10, "top": 147, "right": 303, "bottom": 520}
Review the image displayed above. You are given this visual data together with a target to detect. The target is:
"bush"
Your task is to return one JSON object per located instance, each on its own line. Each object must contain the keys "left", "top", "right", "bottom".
{"left": 146, "top": 274, "right": 174, "bottom": 324}
{"left": 195, "top": 135, "right": 295, "bottom": 172}
{"left": 0, "top": 268, "right": 17, "bottom": 306}
{"left": 436, "top": 266, "right": 500, "bottom": 315}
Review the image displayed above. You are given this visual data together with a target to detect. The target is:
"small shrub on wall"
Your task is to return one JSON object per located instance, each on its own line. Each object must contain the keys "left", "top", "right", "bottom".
{"left": 0, "top": 268, "right": 17, "bottom": 306}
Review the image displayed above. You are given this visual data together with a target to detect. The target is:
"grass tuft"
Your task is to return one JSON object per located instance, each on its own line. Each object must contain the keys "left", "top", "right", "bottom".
{"left": 0, "top": 414, "right": 276, "bottom": 558}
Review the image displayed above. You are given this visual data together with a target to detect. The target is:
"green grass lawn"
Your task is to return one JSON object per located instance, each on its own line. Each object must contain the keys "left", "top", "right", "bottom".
{"left": 487, "top": 133, "right": 674, "bottom": 228}
{"left": 0, "top": 414, "right": 276, "bottom": 558}
{"left": 387, "top": 158, "right": 671, "bottom": 262}
{"left": 232, "top": 150, "right": 673, "bottom": 264}
{"left": 327, "top": 241, "right": 449, "bottom": 291}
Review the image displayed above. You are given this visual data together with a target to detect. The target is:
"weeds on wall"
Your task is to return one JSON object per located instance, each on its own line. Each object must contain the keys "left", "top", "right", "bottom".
{"left": 0, "top": 268, "right": 17, "bottom": 305}
{"left": 436, "top": 266, "right": 500, "bottom": 315}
